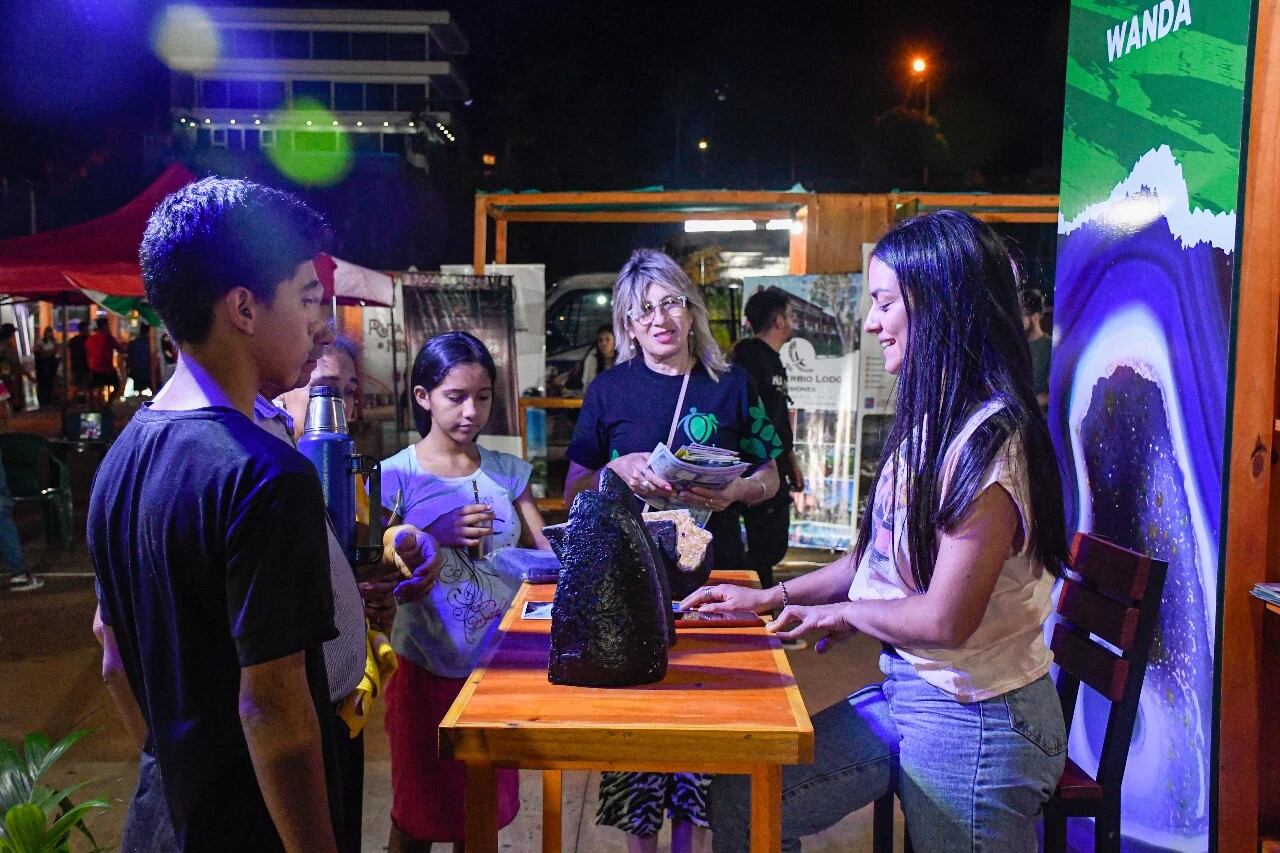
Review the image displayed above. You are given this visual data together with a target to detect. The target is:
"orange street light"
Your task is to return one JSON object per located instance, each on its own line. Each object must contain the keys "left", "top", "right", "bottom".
{"left": 911, "top": 57, "right": 927, "bottom": 75}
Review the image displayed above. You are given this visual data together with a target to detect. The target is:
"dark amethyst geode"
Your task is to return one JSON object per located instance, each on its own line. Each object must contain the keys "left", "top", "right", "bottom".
{"left": 544, "top": 470, "right": 673, "bottom": 686}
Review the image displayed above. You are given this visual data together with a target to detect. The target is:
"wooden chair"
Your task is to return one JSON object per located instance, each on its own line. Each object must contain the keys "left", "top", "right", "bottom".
{"left": 872, "top": 532, "right": 1167, "bottom": 853}
{"left": 1043, "top": 532, "right": 1167, "bottom": 852}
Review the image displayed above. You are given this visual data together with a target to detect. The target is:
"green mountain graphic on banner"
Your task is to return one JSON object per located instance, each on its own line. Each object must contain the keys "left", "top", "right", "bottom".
{"left": 1060, "top": 0, "right": 1249, "bottom": 220}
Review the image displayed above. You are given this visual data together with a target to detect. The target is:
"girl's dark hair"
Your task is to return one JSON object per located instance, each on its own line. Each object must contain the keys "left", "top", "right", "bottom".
{"left": 853, "top": 210, "right": 1067, "bottom": 590}
{"left": 410, "top": 331, "right": 497, "bottom": 438}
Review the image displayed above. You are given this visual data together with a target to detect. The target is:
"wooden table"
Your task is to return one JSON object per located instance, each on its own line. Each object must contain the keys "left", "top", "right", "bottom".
{"left": 439, "top": 570, "right": 813, "bottom": 852}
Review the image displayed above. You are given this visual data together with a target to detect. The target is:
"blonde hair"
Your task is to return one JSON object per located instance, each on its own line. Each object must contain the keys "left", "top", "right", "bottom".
{"left": 611, "top": 248, "right": 729, "bottom": 378}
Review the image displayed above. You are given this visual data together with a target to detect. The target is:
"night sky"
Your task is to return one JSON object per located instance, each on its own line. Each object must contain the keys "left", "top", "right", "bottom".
{"left": 0, "top": 0, "right": 1071, "bottom": 280}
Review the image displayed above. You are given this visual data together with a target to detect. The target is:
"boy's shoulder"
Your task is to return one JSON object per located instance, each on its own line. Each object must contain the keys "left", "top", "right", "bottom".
{"left": 112, "top": 406, "right": 312, "bottom": 480}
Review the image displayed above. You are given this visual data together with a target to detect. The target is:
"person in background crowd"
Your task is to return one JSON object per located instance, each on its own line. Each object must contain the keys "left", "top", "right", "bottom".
{"left": 68, "top": 320, "right": 90, "bottom": 398}
{"left": 90, "top": 177, "right": 347, "bottom": 852}
{"left": 35, "top": 326, "right": 60, "bottom": 406}
{"left": 689, "top": 211, "right": 1068, "bottom": 853}
{"left": 729, "top": 288, "right": 805, "bottom": 590}
{"left": 1022, "top": 288, "right": 1051, "bottom": 412}
{"left": 579, "top": 323, "right": 617, "bottom": 390}
{"left": 1, "top": 449, "right": 40, "bottom": 592}
{"left": 0, "top": 323, "right": 33, "bottom": 414}
{"left": 127, "top": 323, "right": 154, "bottom": 396}
{"left": 280, "top": 335, "right": 361, "bottom": 442}
{"left": 85, "top": 317, "right": 123, "bottom": 404}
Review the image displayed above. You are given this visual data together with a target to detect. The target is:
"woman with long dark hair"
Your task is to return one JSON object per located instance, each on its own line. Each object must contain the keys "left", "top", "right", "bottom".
{"left": 685, "top": 211, "right": 1068, "bottom": 851}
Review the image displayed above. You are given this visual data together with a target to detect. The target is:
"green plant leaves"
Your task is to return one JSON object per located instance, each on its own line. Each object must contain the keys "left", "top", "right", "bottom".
{"left": 0, "top": 731, "right": 107, "bottom": 853}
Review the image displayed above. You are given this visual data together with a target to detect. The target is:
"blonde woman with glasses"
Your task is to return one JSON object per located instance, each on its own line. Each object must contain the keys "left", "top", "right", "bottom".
{"left": 565, "top": 248, "right": 781, "bottom": 853}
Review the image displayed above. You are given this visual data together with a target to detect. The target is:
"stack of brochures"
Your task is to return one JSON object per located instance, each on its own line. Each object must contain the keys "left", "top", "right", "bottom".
{"left": 643, "top": 442, "right": 751, "bottom": 511}
{"left": 1250, "top": 582, "right": 1280, "bottom": 606}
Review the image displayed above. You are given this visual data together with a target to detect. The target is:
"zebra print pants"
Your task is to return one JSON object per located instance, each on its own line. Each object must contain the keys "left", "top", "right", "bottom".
{"left": 595, "top": 771, "right": 711, "bottom": 838}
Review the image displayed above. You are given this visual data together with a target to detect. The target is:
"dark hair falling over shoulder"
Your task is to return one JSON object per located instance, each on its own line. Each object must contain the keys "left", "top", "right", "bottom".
{"left": 853, "top": 211, "right": 1067, "bottom": 591}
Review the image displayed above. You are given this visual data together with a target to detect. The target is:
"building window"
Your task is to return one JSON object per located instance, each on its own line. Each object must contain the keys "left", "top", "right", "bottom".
{"left": 334, "top": 82, "right": 363, "bottom": 111}
{"left": 382, "top": 133, "right": 406, "bottom": 154}
{"left": 292, "top": 80, "right": 332, "bottom": 108}
{"left": 296, "top": 131, "right": 338, "bottom": 153}
{"left": 244, "top": 129, "right": 260, "bottom": 150}
{"left": 212, "top": 128, "right": 227, "bottom": 148}
{"left": 224, "top": 28, "right": 272, "bottom": 59}
{"left": 226, "top": 129, "right": 244, "bottom": 151}
{"left": 171, "top": 74, "right": 195, "bottom": 109}
{"left": 352, "top": 133, "right": 380, "bottom": 153}
{"left": 259, "top": 80, "right": 286, "bottom": 110}
{"left": 395, "top": 84, "right": 425, "bottom": 113}
{"left": 364, "top": 83, "right": 394, "bottom": 111}
{"left": 312, "top": 31, "right": 350, "bottom": 60}
{"left": 351, "top": 31, "right": 389, "bottom": 61}
{"left": 261, "top": 129, "right": 277, "bottom": 148}
{"left": 196, "top": 128, "right": 211, "bottom": 147}
{"left": 228, "top": 80, "right": 259, "bottom": 109}
{"left": 272, "top": 30, "right": 309, "bottom": 59}
{"left": 201, "top": 79, "right": 228, "bottom": 109}
{"left": 388, "top": 33, "right": 426, "bottom": 61}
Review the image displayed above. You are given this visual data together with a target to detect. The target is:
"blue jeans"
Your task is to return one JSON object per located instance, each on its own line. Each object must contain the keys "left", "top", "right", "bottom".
{"left": 710, "top": 652, "right": 1065, "bottom": 852}
{"left": 0, "top": 462, "right": 26, "bottom": 575}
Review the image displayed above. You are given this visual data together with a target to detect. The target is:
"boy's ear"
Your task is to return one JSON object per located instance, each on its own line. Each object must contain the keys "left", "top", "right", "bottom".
{"left": 221, "top": 287, "right": 257, "bottom": 336}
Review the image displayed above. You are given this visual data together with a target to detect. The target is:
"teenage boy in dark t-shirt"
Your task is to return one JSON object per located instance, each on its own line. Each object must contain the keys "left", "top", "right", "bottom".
{"left": 730, "top": 288, "right": 804, "bottom": 588}
{"left": 88, "top": 178, "right": 342, "bottom": 852}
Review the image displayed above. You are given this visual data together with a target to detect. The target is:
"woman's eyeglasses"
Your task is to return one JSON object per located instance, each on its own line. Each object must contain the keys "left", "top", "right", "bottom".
{"left": 627, "top": 295, "right": 689, "bottom": 325}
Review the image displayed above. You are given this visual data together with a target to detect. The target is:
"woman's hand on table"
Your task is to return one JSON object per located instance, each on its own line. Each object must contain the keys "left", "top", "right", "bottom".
{"left": 680, "top": 582, "right": 776, "bottom": 615}
{"left": 766, "top": 602, "right": 859, "bottom": 654}
{"left": 606, "top": 452, "right": 674, "bottom": 501}
{"left": 425, "top": 504, "right": 495, "bottom": 549}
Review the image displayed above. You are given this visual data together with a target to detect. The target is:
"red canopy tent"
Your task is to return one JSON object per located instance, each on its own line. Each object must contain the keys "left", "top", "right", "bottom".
{"left": 0, "top": 164, "right": 196, "bottom": 301}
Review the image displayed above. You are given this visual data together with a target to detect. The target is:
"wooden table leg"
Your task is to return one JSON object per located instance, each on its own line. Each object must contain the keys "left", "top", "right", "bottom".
{"left": 464, "top": 762, "right": 499, "bottom": 852}
{"left": 540, "top": 770, "right": 563, "bottom": 852}
{"left": 750, "top": 764, "right": 782, "bottom": 853}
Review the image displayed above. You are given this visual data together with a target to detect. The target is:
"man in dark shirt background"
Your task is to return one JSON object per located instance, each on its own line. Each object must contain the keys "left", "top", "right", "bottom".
{"left": 728, "top": 287, "right": 805, "bottom": 588}
{"left": 1022, "top": 288, "right": 1052, "bottom": 412}
{"left": 89, "top": 178, "right": 342, "bottom": 852}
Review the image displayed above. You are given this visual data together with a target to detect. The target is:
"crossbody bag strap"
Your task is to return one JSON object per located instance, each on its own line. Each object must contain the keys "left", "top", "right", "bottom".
{"left": 665, "top": 368, "right": 693, "bottom": 448}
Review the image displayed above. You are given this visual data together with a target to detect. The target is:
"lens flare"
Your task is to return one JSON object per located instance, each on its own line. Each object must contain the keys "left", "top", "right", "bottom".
{"left": 151, "top": 4, "right": 221, "bottom": 73}
{"left": 267, "top": 99, "right": 353, "bottom": 187}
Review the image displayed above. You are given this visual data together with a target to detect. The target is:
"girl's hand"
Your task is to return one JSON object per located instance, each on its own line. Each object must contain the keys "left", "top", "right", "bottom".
{"left": 388, "top": 527, "right": 443, "bottom": 603}
{"left": 606, "top": 452, "right": 674, "bottom": 500}
{"left": 426, "top": 503, "right": 496, "bottom": 548}
{"left": 679, "top": 582, "right": 775, "bottom": 615}
{"left": 766, "top": 602, "right": 859, "bottom": 653}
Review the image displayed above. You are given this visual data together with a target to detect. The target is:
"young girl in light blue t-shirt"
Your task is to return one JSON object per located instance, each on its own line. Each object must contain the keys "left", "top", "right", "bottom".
{"left": 379, "top": 331, "right": 550, "bottom": 851}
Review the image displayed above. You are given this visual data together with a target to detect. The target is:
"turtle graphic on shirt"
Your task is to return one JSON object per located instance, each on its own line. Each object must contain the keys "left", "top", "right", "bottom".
{"left": 678, "top": 408, "right": 719, "bottom": 444}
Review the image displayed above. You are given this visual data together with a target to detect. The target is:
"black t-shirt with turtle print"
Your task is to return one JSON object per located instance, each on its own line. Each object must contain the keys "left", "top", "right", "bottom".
{"left": 569, "top": 357, "right": 782, "bottom": 554}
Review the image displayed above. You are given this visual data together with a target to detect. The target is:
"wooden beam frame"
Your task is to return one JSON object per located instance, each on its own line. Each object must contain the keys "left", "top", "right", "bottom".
{"left": 472, "top": 190, "right": 1060, "bottom": 273}
{"left": 1217, "top": 0, "right": 1280, "bottom": 848}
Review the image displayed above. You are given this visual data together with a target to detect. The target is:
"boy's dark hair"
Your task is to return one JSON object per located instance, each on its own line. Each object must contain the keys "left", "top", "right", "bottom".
{"left": 744, "top": 287, "right": 790, "bottom": 334}
{"left": 410, "top": 331, "right": 497, "bottom": 438}
{"left": 140, "top": 177, "right": 332, "bottom": 345}
{"left": 1021, "top": 288, "right": 1046, "bottom": 317}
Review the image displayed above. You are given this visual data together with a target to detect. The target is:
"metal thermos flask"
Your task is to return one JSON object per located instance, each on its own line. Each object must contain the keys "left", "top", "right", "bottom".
{"left": 297, "top": 385, "right": 382, "bottom": 565}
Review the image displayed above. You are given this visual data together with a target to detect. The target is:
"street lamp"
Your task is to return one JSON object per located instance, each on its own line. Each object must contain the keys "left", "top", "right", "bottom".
{"left": 697, "top": 139, "right": 709, "bottom": 151}
{"left": 910, "top": 56, "right": 930, "bottom": 117}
